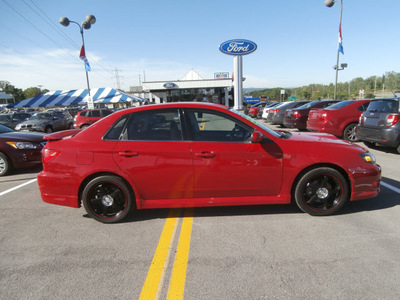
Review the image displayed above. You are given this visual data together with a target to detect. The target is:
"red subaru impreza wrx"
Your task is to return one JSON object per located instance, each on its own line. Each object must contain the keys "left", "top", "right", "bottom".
{"left": 38, "top": 102, "right": 381, "bottom": 223}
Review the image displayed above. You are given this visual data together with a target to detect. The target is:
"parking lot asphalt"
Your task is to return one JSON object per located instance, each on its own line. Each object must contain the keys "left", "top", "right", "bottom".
{"left": 1, "top": 122, "right": 399, "bottom": 300}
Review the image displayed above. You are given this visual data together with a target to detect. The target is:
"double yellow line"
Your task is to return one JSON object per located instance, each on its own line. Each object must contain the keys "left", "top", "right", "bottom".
{"left": 139, "top": 208, "right": 194, "bottom": 300}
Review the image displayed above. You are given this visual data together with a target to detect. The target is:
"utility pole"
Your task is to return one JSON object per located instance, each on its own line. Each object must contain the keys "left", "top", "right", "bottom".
{"left": 113, "top": 67, "right": 123, "bottom": 90}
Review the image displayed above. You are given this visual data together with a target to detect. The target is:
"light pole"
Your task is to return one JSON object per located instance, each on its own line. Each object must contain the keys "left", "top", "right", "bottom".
{"left": 60, "top": 14, "right": 96, "bottom": 109}
{"left": 325, "top": 0, "right": 343, "bottom": 100}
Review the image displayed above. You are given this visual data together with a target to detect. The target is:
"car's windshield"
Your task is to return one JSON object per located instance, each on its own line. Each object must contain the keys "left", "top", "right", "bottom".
{"left": 0, "top": 124, "right": 14, "bottom": 133}
{"left": 230, "top": 108, "right": 282, "bottom": 138}
{"left": 0, "top": 115, "right": 11, "bottom": 122}
{"left": 30, "top": 113, "right": 52, "bottom": 120}
{"left": 326, "top": 100, "right": 353, "bottom": 110}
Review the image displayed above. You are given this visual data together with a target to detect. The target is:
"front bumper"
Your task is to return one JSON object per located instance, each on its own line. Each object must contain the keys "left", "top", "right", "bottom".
{"left": 350, "top": 163, "right": 382, "bottom": 201}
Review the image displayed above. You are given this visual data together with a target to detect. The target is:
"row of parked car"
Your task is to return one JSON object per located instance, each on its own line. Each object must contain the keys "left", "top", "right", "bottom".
{"left": 0, "top": 108, "right": 114, "bottom": 176}
{"left": 245, "top": 97, "right": 400, "bottom": 153}
{"left": 0, "top": 108, "right": 114, "bottom": 132}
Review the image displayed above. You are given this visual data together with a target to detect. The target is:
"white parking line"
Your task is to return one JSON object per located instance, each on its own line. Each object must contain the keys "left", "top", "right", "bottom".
{"left": 381, "top": 181, "right": 400, "bottom": 194}
{"left": 0, "top": 178, "right": 37, "bottom": 197}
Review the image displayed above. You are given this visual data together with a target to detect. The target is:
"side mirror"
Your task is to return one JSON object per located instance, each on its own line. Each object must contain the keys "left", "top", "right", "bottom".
{"left": 252, "top": 131, "right": 264, "bottom": 143}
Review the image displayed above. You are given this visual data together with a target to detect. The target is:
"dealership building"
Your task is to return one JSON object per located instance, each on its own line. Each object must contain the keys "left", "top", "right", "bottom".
{"left": 130, "top": 70, "right": 233, "bottom": 106}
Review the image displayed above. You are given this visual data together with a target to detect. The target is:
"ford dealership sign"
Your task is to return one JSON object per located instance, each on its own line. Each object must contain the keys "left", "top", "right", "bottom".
{"left": 163, "top": 82, "right": 179, "bottom": 89}
{"left": 219, "top": 39, "right": 257, "bottom": 56}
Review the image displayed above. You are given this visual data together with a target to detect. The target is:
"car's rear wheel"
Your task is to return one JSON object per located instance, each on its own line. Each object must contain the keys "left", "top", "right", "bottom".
{"left": 45, "top": 126, "right": 53, "bottom": 133}
{"left": 0, "top": 153, "right": 12, "bottom": 176}
{"left": 82, "top": 175, "right": 134, "bottom": 223}
{"left": 343, "top": 123, "right": 358, "bottom": 142}
{"left": 397, "top": 143, "right": 400, "bottom": 154}
{"left": 294, "top": 167, "right": 349, "bottom": 216}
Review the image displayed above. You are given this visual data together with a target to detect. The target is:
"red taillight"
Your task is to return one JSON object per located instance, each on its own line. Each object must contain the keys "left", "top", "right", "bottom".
{"left": 386, "top": 114, "right": 400, "bottom": 127}
{"left": 275, "top": 109, "right": 280, "bottom": 113}
{"left": 293, "top": 111, "right": 301, "bottom": 118}
{"left": 321, "top": 113, "right": 328, "bottom": 121}
{"left": 42, "top": 148, "right": 61, "bottom": 164}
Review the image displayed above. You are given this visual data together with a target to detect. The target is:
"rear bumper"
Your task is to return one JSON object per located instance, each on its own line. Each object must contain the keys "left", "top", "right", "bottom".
{"left": 356, "top": 125, "right": 400, "bottom": 148}
{"left": 37, "top": 171, "right": 80, "bottom": 208}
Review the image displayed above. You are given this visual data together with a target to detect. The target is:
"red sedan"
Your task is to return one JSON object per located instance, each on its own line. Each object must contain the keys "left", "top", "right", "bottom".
{"left": 306, "top": 99, "right": 371, "bottom": 141}
{"left": 38, "top": 103, "right": 381, "bottom": 223}
{"left": 284, "top": 100, "right": 339, "bottom": 130}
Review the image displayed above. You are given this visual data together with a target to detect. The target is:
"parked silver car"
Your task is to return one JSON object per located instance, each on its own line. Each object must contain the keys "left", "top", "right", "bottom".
{"left": 15, "top": 111, "right": 73, "bottom": 133}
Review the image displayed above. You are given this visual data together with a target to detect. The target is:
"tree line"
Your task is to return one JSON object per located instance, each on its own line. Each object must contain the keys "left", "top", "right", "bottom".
{"left": 0, "top": 81, "right": 49, "bottom": 103}
{"left": 2, "top": 70, "right": 400, "bottom": 104}
{"left": 248, "top": 71, "right": 400, "bottom": 101}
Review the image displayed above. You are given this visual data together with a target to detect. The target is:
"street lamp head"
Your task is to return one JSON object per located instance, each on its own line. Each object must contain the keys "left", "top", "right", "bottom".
{"left": 341, "top": 63, "right": 348, "bottom": 68}
{"left": 324, "top": 0, "right": 335, "bottom": 7}
{"left": 59, "top": 16, "right": 70, "bottom": 27}
{"left": 86, "top": 14, "right": 96, "bottom": 25}
{"left": 82, "top": 21, "right": 91, "bottom": 30}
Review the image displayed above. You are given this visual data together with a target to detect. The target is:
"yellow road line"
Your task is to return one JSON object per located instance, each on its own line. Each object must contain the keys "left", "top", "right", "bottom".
{"left": 139, "top": 209, "right": 180, "bottom": 300}
{"left": 167, "top": 208, "right": 194, "bottom": 300}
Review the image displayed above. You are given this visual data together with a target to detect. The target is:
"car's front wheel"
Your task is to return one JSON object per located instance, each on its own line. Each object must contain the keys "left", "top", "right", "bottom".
{"left": 294, "top": 167, "right": 349, "bottom": 216}
{"left": 82, "top": 175, "right": 134, "bottom": 223}
{"left": 0, "top": 153, "right": 12, "bottom": 176}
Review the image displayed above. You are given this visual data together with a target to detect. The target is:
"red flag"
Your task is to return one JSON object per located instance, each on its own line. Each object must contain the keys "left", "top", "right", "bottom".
{"left": 79, "top": 45, "right": 91, "bottom": 71}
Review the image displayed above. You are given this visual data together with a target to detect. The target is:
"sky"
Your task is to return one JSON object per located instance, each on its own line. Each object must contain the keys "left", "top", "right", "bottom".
{"left": 0, "top": 0, "right": 399, "bottom": 92}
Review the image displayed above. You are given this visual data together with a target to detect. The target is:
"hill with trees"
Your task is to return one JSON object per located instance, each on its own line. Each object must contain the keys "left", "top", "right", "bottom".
{"left": 248, "top": 71, "right": 400, "bottom": 101}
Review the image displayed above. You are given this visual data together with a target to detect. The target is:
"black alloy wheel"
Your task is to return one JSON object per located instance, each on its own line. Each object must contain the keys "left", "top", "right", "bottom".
{"left": 294, "top": 167, "right": 349, "bottom": 216}
{"left": 82, "top": 175, "right": 134, "bottom": 223}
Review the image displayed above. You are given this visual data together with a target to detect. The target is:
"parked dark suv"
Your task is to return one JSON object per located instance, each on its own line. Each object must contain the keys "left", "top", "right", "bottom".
{"left": 356, "top": 98, "right": 400, "bottom": 153}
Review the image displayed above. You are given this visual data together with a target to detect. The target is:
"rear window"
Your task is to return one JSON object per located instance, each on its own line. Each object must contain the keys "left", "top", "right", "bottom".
{"left": 367, "top": 99, "right": 399, "bottom": 113}
{"left": 326, "top": 100, "right": 353, "bottom": 110}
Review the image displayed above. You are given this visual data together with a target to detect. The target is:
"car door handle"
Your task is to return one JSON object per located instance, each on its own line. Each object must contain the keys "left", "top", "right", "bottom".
{"left": 194, "top": 151, "right": 216, "bottom": 158}
{"left": 118, "top": 151, "right": 139, "bottom": 157}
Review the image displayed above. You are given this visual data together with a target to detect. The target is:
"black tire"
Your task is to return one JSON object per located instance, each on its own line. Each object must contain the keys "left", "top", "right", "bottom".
{"left": 343, "top": 123, "right": 358, "bottom": 142}
{"left": 81, "top": 124, "right": 89, "bottom": 129}
{"left": 45, "top": 126, "right": 53, "bottom": 133}
{"left": 0, "top": 153, "right": 12, "bottom": 176}
{"left": 397, "top": 143, "right": 400, "bottom": 154}
{"left": 294, "top": 167, "right": 349, "bottom": 216}
{"left": 82, "top": 175, "right": 134, "bottom": 223}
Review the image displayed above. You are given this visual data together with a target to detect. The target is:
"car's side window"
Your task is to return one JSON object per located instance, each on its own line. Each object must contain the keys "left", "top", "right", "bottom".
{"left": 91, "top": 110, "right": 101, "bottom": 117}
{"left": 359, "top": 102, "right": 370, "bottom": 112}
{"left": 122, "top": 109, "right": 182, "bottom": 141}
{"left": 186, "top": 109, "right": 252, "bottom": 142}
{"left": 104, "top": 114, "right": 130, "bottom": 140}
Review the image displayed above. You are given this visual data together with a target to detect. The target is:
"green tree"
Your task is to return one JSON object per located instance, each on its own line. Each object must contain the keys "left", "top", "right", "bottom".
{"left": 24, "top": 87, "right": 45, "bottom": 99}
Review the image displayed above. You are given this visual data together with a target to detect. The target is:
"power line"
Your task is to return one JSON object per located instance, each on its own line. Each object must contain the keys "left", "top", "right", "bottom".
{"left": 24, "top": 0, "right": 80, "bottom": 49}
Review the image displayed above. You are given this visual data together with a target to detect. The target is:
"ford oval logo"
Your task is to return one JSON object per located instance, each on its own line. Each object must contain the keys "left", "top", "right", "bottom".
{"left": 163, "top": 82, "right": 179, "bottom": 89}
{"left": 219, "top": 39, "right": 257, "bottom": 56}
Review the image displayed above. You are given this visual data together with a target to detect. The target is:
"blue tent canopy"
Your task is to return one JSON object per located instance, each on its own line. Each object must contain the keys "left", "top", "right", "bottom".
{"left": 7, "top": 87, "right": 146, "bottom": 108}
